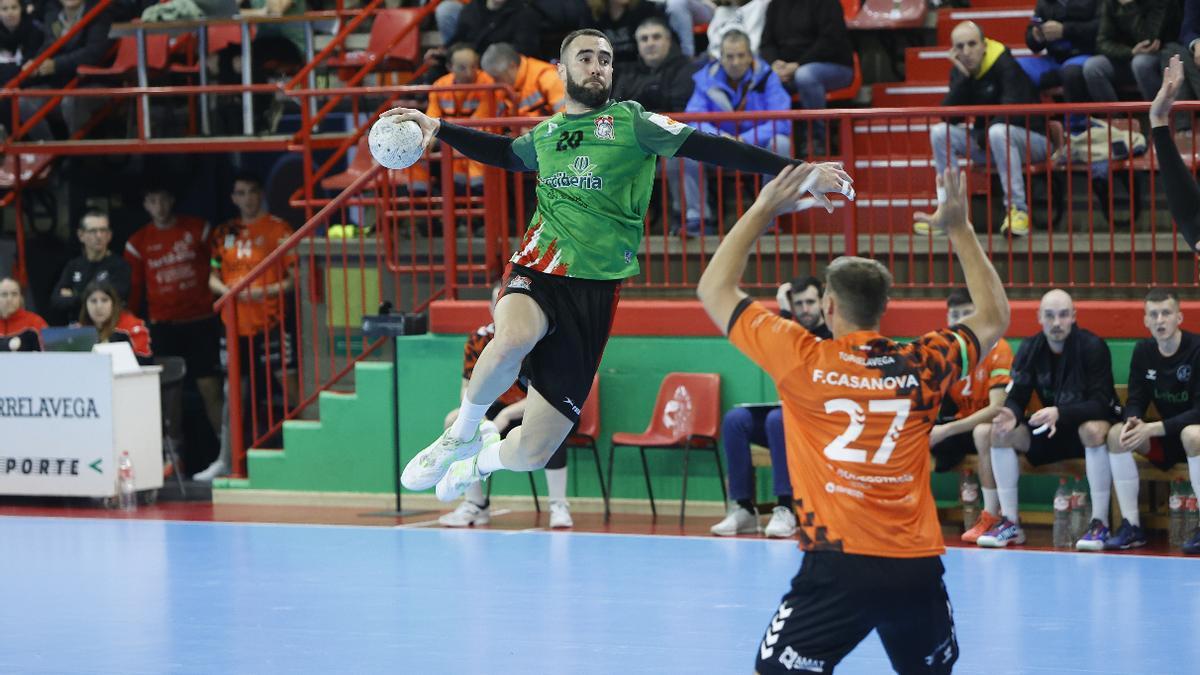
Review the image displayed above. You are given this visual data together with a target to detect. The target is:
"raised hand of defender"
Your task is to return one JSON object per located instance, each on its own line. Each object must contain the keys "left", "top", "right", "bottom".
{"left": 755, "top": 164, "right": 818, "bottom": 217}
{"left": 1150, "top": 54, "right": 1184, "bottom": 128}
{"left": 912, "top": 169, "right": 969, "bottom": 234}
{"left": 380, "top": 106, "right": 441, "bottom": 151}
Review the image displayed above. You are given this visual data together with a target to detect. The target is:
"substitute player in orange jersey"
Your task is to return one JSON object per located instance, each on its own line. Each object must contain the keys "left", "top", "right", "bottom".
{"left": 698, "top": 166, "right": 1009, "bottom": 674}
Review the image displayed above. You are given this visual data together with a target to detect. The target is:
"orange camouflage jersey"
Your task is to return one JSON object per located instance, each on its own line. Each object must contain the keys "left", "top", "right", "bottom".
{"left": 463, "top": 323, "right": 527, "bottom": 407}
{"left": 945, "top": 338, "right": 1012, "bottom": 419}
{"left": 729, "top": 300, "right": 981, "bottom": 558}
{"left": 210, "top": 214, "right": 295, "bottom": 337}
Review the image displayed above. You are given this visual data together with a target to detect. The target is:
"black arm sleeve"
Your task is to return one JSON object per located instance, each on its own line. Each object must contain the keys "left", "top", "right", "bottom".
{"left": 1153, "top": 125, "right": 1200, "bottom": 252}
{"left": 435, "top": 122, "right": 533, "bottom": 172}
{"left": 674, "top": 130, "right": 797, "bottom": 176}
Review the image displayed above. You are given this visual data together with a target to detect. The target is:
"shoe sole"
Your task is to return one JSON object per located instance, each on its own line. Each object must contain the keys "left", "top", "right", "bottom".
{"left": 1075, "top": 540, "right": 1106, "bottom": 551}
{"left": 1104, "top": 539, "right": 1146, "bottom": 550}
{"left": 977, "top": 534, "right": 1025, "bottom": 548}
{"left": 764, "top": 529, "right": 796, "bottom": 538}
{"left": 402, "top": 438, "right": 484, "bottom": 491}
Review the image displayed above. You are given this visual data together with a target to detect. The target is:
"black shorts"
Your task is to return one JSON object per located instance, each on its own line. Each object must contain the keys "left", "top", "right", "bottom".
{"left": 1024, "top": 418, "right": 1088, "bottom": 466}
{"left": 499, "top": 264, "right": 620, "bottom": 422}
{"left": 931, "top": 429, "right": 977, "bottom": 473}
{"left": 755, "top": 552, "right": 958, "bottom": 675}
{"left": 220, "top": 325, "right": 297, "bottom": 376}
{"left": 149, "top": 315, "right": 222, "bottom": 379}
{"left": 1147, "top": 435, "right": 1188, "bottom": 470}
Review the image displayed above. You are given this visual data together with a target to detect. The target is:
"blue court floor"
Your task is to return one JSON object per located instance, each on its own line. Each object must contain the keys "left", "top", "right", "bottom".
{"left": 1, "top": 516, "right": 1197, "bottom": 674}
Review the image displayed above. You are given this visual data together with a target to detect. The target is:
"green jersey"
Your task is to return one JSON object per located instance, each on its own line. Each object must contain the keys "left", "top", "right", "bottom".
{"left": 509, "top": 100, "right": 693, "bottom": 280}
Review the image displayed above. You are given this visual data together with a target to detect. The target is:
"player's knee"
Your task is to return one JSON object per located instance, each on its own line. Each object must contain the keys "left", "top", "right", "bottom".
{"left": 1181, "top": 425, "right": 1200, "bottom": 455}
{"left": 1078, "top": 420, "right": 1109, "bottom": 447}
{"left": 986, "top": 123, "right": 1014, "bottom": 145}
{"left": 972, "top": 423, "right": 991, "bottom": 450}
{"left": 489, "top": 324, "right": 539, "bottom": 359}
{"left": 722, "top": 406, "right": 753, "bottom": 436}
{"left": 1106, "top": 424, "right": 1125, "bottom": 452}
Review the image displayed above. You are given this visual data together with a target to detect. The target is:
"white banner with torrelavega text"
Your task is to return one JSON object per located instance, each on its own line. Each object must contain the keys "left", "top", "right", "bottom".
{"left": 0, "top": 353, "right": 114, "bottom": 496}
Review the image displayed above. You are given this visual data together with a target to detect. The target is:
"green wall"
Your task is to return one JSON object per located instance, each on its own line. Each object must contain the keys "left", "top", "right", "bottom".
{"left": 219, "top": 335, "right": 1143, "bottom": 509}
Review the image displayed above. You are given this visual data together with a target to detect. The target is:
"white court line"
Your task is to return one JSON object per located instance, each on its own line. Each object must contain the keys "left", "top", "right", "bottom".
{"left": 394, "top": 508, "right": 512, "bottom": 528}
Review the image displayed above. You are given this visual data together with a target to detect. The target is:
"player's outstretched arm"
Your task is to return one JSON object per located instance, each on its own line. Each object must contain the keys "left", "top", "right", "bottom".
{"left": 673, "top": 131, "right": 855, "bottom": 203}
{"left": 381, "top": 107, "right": 532, "bottom": 172}
{"left": 698, "top": 165, "right": 815, "bottom": 333}
{"left": 1149, "top": 55, "right": 1200, "bottom": 253}
{"left": 918, "top": 168, "right": 1010, "bottom": 352}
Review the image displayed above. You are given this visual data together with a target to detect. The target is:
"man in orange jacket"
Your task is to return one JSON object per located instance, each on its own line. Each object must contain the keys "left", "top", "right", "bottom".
{"left": 480, "top": 42, "right": 565, "bottom": 117}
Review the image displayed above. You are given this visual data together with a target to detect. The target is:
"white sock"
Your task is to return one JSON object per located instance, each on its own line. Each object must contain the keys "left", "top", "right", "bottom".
{"left": 545, "top": 467, "right": 567, "bottom": 502}
{"left": 475, "top": 441, "right": 508, "bottom": 476}
{"left": 1085, "top": 445, "right": 1112, "bottom": 525}
{"left": 464, "top": 481, "right": 486, "bottom": 508}
{"left": 982, "top": 487, "right": 1000, "bottom": 516}
{"left": 1189, "top": 455, "right": 1200, "bottom": 498}
{"left": 449, "top": 396, "right": 490, "bottom": 441}
{"left": 991, "top": 446, "right": 1020, "bottom": 524}
{"left": 1109, "top": 451, "right": 1141, "bottom": 527}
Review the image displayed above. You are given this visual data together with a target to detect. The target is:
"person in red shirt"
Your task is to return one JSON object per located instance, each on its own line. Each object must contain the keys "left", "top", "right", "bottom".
{"left": 125, "top": 184, "right": 224, "bottom": 469}
{"left": 77, "top": 281, "right": 153, "bottom": 365}
{"left": 698, "top": 166, "right": 1009, "bottom": 675}
{"left": 0, "top": 276, "right": 48, "bottom": 351}
{"left": 199, "top": 172, "right": 297, "bottom": 481}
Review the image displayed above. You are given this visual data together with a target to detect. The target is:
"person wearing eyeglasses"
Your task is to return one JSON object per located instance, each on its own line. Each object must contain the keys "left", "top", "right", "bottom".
{"left": 50, "top": 208, "right": 131, "bottom": 323}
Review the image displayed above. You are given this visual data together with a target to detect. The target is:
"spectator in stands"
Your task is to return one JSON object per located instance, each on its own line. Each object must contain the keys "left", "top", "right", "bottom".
{"left": 76, "top": 280, "right": 153, "bottom": 365}
{"left": 439, "top": 281, "right": 575, "bottom": 529}
{"left": 124, "top": 183, "right": 224, "bottom": 475}
{"left": 710, "top": 277, "right": 831, "bottom": 539}
{"left": 929, "top": 289, "right": 1015, "bottom": 544}
{"left": 758, "top": 0, "right": 853, "bottom": 150}
{"left": 216, "top": 0, "right": 306, "bottom": 132}
{"left": 679, "top": 29, "right": 790, "bottom": 235}
{"left": 0, "top": 276, "right": 47, "bottom": 351}
{"left": 481, "top": 42, "right": 564, "bottom": 116}
{"left": 1083, "top": 0, "right": 1180, "bottom": 107}
{"left": 1156, "top": 8, "right": 1200, "bottom": 148}
{"left": 647, "top": 0, "right": 714, "bottom": 59}
{"left": 1021, "top": 0, "right": 1097, "bottom": 108}
{"left": 915, "top": 22, "right": 1047, "bottom": 238}
{"left": 1103, "top": 288, "right": 1200, "bottom": 552}
{"left": 197, "top": 171, "right": 296, "bottom": 481}
{"left": 586, "top": 0, "right": 669, "bottom": 75}
{"left": 51, "top": 209, "right": 131, "bottom": 323}
{"left": 705, "top": 0, "right": 768, "bottom": 64}
{"left": 975, "top": 289, "right": 1121, "bottom": 548}
{"left": 430, "top": 0, "right": 541, "bottom": 77}
{"left": 18, "top": 0, "right": 111, "bottom": 139}
{"left": 612, "top": 15, "right": 693, "bottom": 112}
{"left": 403, "top": 43, "right": 494, "bottom": 203}
{"left": 0, "top": 0, "right": 44, "bottom": 86}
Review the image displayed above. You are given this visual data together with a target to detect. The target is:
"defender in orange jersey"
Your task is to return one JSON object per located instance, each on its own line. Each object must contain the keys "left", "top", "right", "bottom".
{"left": 698, "top": 166, "right": 1009, "bottom": 674}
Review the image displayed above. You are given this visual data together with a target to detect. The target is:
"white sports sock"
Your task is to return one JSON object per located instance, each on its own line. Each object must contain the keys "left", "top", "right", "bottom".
{"left": 449, "top": 396, "right": 490, "bottom": 441}
{"left": 1189, "top": 455, "right": 1200, "bottom": 499}
{"left": 1085, "top": 445, "right": 1112, "bottom": 525}
{"left": 1109, "top": 451, "right": 1141, "bottom": 527}
{"left": 982, "top": 487, "right": 1000, "bottom": 516}
{"left": 991, "top": 446, "right": 1020, "bottom": 524}
{"left": 475, "top": 441, "right": 508, "bottom": 476}
{"left": 545, "top": 467, "right": 568, "bottom": 502}
{"left": 464, "top": 481, "right": 486, "bottom": 508}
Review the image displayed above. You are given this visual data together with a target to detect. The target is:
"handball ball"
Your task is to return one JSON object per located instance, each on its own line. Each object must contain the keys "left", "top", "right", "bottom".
{"left": 369, "top": 117, "right": 425, "bottom": 170}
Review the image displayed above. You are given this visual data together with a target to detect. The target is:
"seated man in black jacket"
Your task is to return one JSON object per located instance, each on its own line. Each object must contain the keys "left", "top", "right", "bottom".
{"left": 975, "top": 289, "right": 1121, "bottom": 549}
{"left": 612, "top": 15, "right": 694, "bottom": 113}
{"left": 428, "top": 0, "right": 542, "bottom": 82}
{"left": 51, "top": 209, "right": 131, "bottom": 324}
{"left": 1020, "top": 0, "right": 1097, "bottom": 108}
{"left": 1104, "top": 288, "right": 1200, "bottom": 553}
{"left": 916, "top": 22, "right": 1047, "bottom": 238}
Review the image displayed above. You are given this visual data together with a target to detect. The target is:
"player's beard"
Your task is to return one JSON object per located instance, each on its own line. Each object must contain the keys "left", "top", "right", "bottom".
{"left": 566, "top": 71, "right": 611, "bottom": 109}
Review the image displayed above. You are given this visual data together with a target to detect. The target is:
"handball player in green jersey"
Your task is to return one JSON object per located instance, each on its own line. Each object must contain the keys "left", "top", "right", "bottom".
{"left": 387, "top": 29, "right": 856, "bottom": 501}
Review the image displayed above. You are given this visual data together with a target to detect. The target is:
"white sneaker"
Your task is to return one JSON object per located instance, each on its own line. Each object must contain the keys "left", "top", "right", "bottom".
{"left": 192, "top": 459, "right": 228, "bottom": 482}
{"left": 435, "top": 456, "right": 484, "bottom": 502}
{"left": 764, "top": 505, "right": 798, "bottom": 538}
{"left": 401, "top": 420, "right": 496, "bottom": 491}
{"left": 549, "top": 500, "right": 573, "bottom": 528}
{"left": 710, "top": 505, "right": 760, "bottom": 536}
{"left": 438, "top": 500, "right": 490, "bottom": 527}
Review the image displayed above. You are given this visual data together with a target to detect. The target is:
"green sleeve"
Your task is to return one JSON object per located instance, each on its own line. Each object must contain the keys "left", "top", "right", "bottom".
{"left": 626, "top": 100, "right": 694, "bottom": 158}
{"left": 510, "top": 130, "right": 538, "bottom": 170}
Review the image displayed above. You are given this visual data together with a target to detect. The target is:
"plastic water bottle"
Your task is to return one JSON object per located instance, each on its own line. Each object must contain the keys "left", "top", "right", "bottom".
{"left": 1069, "top": 477, "right": 1088, "bottom": 540}
{"left": 1185, "top": 484, "right": 1199, "bottom": 541}
{"left": 117, "top": 451, "right": 136, "bottom": 511}
{"left": 1169, "top": 480, "right": 1185, "bottom": 549}
{"left": 960, "top": 469, "right": 981, "bottom": 532}
{"left": 1052, "top": 477, "right": 1073, "bottom": 548}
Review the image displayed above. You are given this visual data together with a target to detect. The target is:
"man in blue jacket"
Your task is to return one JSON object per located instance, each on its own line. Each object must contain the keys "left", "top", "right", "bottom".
{"left": 677, "top": 29, "right": 791, "bottom": 235}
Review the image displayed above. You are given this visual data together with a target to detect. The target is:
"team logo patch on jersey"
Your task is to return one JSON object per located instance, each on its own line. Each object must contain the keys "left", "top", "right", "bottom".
{"left": 1179, "top": 365, "right": 1192, "bottom": 382}
{"left": 594, "top": 115, "right": 615, "bottom": 140}
{"left": 507, "top": 275, "right": 532, "bottom": 291}
{"left": 647, "top": 112, "right": 685, "bottom": 135}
